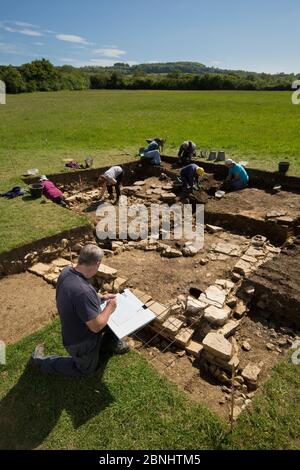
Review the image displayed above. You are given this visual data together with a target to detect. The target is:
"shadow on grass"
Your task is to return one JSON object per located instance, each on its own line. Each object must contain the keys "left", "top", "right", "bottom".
{"left": 0, "top": 354, "right": 113, "bottom": 450}
{"left": 84, "top": 200, "right": 104, "bottom": 213}
{"left": 21, "top": 194, "right": 44, "bottom": 202}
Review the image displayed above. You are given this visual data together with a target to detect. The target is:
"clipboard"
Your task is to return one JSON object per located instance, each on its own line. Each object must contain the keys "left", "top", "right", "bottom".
{"left": 107, "top": 289, "right": 156, "bottom": 339}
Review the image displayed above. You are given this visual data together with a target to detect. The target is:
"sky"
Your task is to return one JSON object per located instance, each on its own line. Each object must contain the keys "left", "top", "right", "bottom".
{"left": 0, "top": 0, "right": 299, "bottom": 73}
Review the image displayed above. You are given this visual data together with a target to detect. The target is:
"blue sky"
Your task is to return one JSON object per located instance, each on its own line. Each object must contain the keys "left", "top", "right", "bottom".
{"left": 0, "top": 0, "right": 299, "bottom": 73}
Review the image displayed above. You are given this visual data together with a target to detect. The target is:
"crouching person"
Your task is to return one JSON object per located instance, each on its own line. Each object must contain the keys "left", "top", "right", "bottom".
{"left": 180, "top": 163, "right": 205, "bottom": 193}
{"left": 140, "top": 139, "right": 161, "bottom": 166}
{"left": 178, "top": 140, "right": 197, "bottom": 165}
{"left": 40, "top": 175, "right": 68, "bottom": 208}
{"left": 98, "top": 166, "right": 123, "bottom": 201}
{"left": 224, "top": 159, "right": 249, "bottom": 191}
{"left": 30, "top": 244, "right": 130, "bottom": 377}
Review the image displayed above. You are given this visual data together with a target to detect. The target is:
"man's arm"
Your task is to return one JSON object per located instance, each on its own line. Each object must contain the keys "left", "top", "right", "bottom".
{"left": 232, "top": 171, "right": 241, "bottom": 180}
{"left": 86, "top": 298, "right": 117, "bottom": 333}
{"left": 98, "top": 181, "right": 107, "bottom": 199}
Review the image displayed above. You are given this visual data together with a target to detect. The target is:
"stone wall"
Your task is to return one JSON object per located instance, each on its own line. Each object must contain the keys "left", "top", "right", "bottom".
{"left": 245, "top": 238, "right": 300, "bottom": 328}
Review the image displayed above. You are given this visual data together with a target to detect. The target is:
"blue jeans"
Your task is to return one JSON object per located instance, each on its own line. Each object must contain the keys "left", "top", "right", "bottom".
{"left": 34, "top": 327, "right": 118, "bottom": 377}
{"left": 143, "top": 150, "right": 161, "bottom": 165}
{"left": 230, "top": 179, "right": 248, "bottom": 190}
{"left": 181, "top": 175, "right": 195, "bottom": 191}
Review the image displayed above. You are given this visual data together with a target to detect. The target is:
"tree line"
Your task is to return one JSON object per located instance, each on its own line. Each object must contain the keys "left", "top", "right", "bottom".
{"left": 0, "top": 59, "right": 298, "bottom": 94}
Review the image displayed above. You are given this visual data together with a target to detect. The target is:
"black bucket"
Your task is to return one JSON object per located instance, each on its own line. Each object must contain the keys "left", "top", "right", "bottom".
{"left": 30, "top": 183, "right": 43, "bottom": 198}
{"left": 278, "top": 161, "right": 290, "bottom": 174}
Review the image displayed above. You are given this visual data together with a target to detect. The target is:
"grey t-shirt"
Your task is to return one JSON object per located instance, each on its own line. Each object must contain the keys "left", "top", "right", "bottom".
{"left": 56, "top": 266, "right": 101, "bottom": 346}
{"left": 104, "top": 166, "right": 123, "bottom": 183}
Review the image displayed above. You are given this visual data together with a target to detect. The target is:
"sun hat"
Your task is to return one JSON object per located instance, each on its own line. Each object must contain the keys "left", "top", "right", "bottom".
{"left": 225, "top": 159, "right": 235, "bottom": 166}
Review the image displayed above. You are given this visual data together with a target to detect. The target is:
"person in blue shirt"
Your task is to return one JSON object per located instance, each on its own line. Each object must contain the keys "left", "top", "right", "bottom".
{"left": 139, "top": 138, "right": 161, "bottom": 165}
{"left": 180, "top": 164, "right": 205, "bottom": 192}
{"left": 224, "top": 159, "right": 249, "bottom": 190}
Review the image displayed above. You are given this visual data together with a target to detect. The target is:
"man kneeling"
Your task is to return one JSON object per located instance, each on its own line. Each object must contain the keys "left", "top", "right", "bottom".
{"left": 30, "top": 244, "right": 129, "bottom": 376}
{"left": 224, "top": 159, "right": 249, "bottom": 191}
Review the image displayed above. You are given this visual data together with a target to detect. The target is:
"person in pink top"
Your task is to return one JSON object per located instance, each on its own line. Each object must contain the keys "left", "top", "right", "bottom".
{"left": 40, "top": 176, "right": 68, "bottom": 208}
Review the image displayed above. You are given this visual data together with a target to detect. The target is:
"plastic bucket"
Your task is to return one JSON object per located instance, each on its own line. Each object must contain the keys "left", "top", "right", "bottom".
{"left": 208, "top": 151, "right": 217, "bottom": 161}
{"left": 30, "top": 183, "right": 43, "bottom": 198}
{"left": 216, "top": 151, "right": 225, "bottom": 161}
{"left": 278, "top": 161, "right": 290, "bottom": 174}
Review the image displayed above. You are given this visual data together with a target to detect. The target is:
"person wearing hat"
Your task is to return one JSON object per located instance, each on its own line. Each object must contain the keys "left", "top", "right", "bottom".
{"left": 224, "top": 159, "right": 249, "bottom": 191}
{"left": 98, "top": 166, "right": 123, "bottom": 201}
{"left": 180, "top": 164, "right": 205, "bottom": 193}
{"left": 178, "top": 140, "right": 197, "bottom": 165}
{"left": 40, "top": 176, "right": 68, "bottom": 208}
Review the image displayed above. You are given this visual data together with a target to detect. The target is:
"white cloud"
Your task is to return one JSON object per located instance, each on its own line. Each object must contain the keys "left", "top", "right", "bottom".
{"left": 93, "top": 48, "right": 126, "bottom": 58}
{"left": 34, "top": 42, "right": 44, "bottom": 46}
{"left": 14, "top": 21, "right": 39, "bottom": 28}
{"left": 4, "top": 26, "right": 17, "bottom": 32}
{"left": 72, "top": 44, "right": 89, "bottom": 50}
{"left": 56, "top": 34, "right": 92, "bottom": 45}
{"left": 19, "top": 28, "right": 43, "bottom": 37}
{"left": 3, "top": 24, "right": 43, "bottom": 37}
{"left": 210, "top": 60, "right": 222, "bottom": 67}
{"left": 59, "top": 57, "right": 137, "bottom": 67}
{"left": 0, "top": 42, "right": 20, "bottom": 54}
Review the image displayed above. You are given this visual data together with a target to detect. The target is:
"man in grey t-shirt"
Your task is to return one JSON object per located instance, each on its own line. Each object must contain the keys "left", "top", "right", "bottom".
{"left": 178, "top": 140, "right": 197, "bottom": 165}
{"left": 98, "top": 166, "right": 123, "bottom": 201}
{"left": 30, "top": 244, "right": 129, "bottom": 376}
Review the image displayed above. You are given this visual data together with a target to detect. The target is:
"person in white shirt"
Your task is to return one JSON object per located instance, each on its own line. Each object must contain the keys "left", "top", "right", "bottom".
{"left": 98, "top": 166, "right": 123, "bottom": 200}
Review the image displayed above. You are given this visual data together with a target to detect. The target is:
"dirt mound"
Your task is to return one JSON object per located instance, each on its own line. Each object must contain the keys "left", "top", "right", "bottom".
{"left": 247, "top": 238, "right": 300, "bottom": 327}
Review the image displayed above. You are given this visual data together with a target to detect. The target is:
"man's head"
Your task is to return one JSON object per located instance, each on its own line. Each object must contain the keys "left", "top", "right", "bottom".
{"left": 77, "top": 244, "right": 104, "bottom": 278}
{"left": 225, "top": 159, "right": 236, "bottom": 167}
{"left": 99, "top": 174, "right": 116, "bottom": 186}
{"left": 40, "top": 175, "right": 48, "bottom": 182}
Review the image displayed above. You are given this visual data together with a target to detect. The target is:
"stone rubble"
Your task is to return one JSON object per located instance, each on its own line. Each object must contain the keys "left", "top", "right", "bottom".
{"left": 25, "top": 176, "right": 294, "bottom": 413}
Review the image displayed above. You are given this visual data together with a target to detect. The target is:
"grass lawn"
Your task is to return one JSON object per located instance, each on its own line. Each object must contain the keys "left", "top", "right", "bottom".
{"left": 0, "top": 196, "right": 87, "bottom": 253}
{"left": 1, "top": 90, "right": 300, "bottom": 181}
{"left": 0, "top": 89, "right": 300, "bottom": 253}
{"left": 0, "top": 320, "right": 299, "bottom": 450}
{"left": 0, "top": 320, "right": 227, "bottom": 450}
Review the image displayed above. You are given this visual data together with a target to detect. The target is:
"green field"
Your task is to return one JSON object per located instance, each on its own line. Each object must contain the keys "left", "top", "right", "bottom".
{"left": 0, "top": 320, "right": 299, "bottom": 450}
{"left": 1, "top": 90, "right": 300, "bottom": 183}
{"left": 0, "top": 89, "right": 299, "bottom": 253}
{"left": 1, "top": 90, "right": 300, "bottom": 450}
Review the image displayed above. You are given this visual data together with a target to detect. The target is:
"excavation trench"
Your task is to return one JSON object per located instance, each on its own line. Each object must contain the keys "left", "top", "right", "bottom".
{"left": 1, "top": 157, "right": 300, "bottom": 421}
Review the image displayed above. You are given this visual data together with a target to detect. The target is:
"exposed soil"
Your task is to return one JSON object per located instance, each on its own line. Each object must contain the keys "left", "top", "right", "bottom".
{"left": 249, "top": 238, "right": 300, "bottom": 327}
{"left": 108, "top": 232, "right": 249, "bottom": 304}
{"left": 206, "top": 187, "right": 300, "bottom": 221}
{"left": 0, "top": 272, "right": 56, "bottom": 344}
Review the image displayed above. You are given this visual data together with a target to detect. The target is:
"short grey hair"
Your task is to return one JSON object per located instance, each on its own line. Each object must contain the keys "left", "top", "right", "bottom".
{"left": 78, "top": 244, "right": 103, "bottom": 266}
